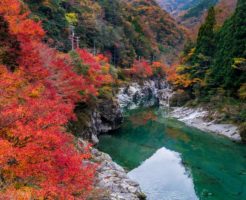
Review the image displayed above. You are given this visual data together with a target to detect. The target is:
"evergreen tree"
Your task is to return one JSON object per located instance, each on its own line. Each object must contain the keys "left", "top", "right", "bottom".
{"left": 195, "top": 7, "right": 216, "bottom": 58}
{"left": 208, "top": 0, "right": 246, "bottom": 94}
{"left": 187, "top": 7, "right": 216, "bottom": 81}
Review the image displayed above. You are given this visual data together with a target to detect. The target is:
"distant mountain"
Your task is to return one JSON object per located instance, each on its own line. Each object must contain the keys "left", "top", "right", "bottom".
{"left": 156, "top": 0, "right": 219, "bottom": 25}
{"left": 156, "top": 0, "right": 218, "bottom": 19}
{"left": 214, "top": 0, "right": 238, "bottom": 26}
{"left": 156, "top": 0, "right": 237, "bottom": 38}
{"left": 155, "top": 0, "right": 199, "bottom": 17}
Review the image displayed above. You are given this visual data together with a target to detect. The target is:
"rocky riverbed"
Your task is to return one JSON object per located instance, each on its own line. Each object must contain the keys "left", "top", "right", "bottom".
{"left": 170, "top": 107, "right": 241, "bottom": 141}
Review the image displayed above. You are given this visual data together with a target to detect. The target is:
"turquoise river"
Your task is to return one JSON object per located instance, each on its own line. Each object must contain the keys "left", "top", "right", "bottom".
{"left": 97, "top": 107, "right": 246, "bottom": 200}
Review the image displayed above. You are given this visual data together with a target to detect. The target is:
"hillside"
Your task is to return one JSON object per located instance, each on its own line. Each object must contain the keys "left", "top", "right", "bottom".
{"left": 156, "top": 0, "right": 199, "bottom": 17}
{"left": 156, "top": 0, "right": 237, "bottom": 38}
{"left": 214, "top": 0, "right": 238, "bottom": 26}
{"left": 167, "top": 0, "right": 246, "bottom": 140}
{"left": 156, "top": 0, "right": 219, "bottom": 23}
{"left": 24, "top": 0, "right": 185, "bottom": 66}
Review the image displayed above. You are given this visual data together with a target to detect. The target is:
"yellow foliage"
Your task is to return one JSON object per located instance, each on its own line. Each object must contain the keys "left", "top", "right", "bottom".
{"left": 232, "top": 57, "right": 246, "bottom": 71}
{"left": 65, "top": 13, "right": 78, "bottom": 25}
{"left": 182, "top": 48, "right": 196, "bottom": 63}
{"left": 3, "top": 186, "right": 35, "bottom": 200}
{"left": 101, "top": 64, "right": 110, "bottom": 74}
{"left": 188, "top": 48, "right": 195, "bottom": 57}
{"left": 239, "top": 83, "right": 246, "bottom": 100}
{"left": 29, "top": 85, "right": 44, "bottom": 98}
{"left": 176, "top": 65, "right": 192, "bottom": 73}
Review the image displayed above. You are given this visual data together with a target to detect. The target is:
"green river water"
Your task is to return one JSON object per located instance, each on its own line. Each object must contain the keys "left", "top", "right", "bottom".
{"left": 97, "top": 107, "right": 246, "bottom": 200}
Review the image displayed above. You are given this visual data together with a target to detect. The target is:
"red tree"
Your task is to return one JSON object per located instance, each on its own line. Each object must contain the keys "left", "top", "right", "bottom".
{"left": 0, "top": 0, "right": 96, "bottom": 199}
{"left": 130, "top": 59, "right": 153, "bottom": 78}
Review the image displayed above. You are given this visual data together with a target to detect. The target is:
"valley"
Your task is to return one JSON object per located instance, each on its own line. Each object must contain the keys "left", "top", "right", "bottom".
{"left": 0, "top": 0, "right": 245, "bottom": 199}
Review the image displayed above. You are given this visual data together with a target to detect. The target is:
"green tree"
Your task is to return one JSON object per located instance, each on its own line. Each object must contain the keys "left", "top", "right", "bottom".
{"left": 195, "top": 7, "right": 216, "bottom": 58}
{"left": 184, "top": 7, "right": 216, "bottom": 86}
{"left": 208, "top": 0, "right": 246, "bottom": 94}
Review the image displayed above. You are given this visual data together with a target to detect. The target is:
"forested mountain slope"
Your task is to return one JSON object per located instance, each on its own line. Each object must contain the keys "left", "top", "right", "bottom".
{"left": 156, "top": 0, "right": 202, "bottom": 17}
{"left": 24, "top": 0, "right": 185, "bottom": 66}
{"left": 156, "top": 0, "right": 237, "bottom": 38}
{"left": 156, "top": 0, "right": 218, "bottom": 20}
{"left": 214, "top": 0, "right": 238, "bottom": 26}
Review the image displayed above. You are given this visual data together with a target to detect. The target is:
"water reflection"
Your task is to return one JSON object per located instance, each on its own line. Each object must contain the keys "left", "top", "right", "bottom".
{"left": 128, "top": 147, "right": 198, "bottom": 200}
{"left": 98, "top": 107, "right": 246, "bottom": 200}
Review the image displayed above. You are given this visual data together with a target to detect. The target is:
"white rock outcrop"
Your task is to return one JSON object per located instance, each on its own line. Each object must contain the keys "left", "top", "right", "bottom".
{"left": 170, "top": 107, "right": 241, "bottom": 141}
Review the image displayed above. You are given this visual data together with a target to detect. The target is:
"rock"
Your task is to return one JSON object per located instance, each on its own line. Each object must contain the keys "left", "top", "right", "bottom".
{"left": 91, "top": 134, "right": 99, "bottom": 144}
{"left": 117, "top": 78, "right": 172, "bottom": 110}
{"left": 92, "top": 148, "right": 145, "bottom": 200}
{"left": 73, "top": 98, "right": 123, "bottom": 143}
{"left": 170, "top": 107, "right": 241, "bottom": 141}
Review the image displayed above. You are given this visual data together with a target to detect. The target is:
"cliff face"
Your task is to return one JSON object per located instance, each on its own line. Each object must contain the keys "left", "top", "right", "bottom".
{"left": 117, "top": 78, "right": 172, "bottom": 110}
{"left": 71, "top": 98, "right": 123, "bottom": 143}
{"left": 71, "top": 78, "right": 172, "bottom": 143}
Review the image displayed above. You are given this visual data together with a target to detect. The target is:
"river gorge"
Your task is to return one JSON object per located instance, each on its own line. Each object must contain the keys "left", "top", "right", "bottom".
{"left": 97, "top": 107, "right": 246, "bottom": 200}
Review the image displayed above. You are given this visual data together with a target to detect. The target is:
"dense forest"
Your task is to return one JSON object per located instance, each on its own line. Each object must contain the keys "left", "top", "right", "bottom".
{"left": 24, "top": 0, "right": 185, "bottom": 66}
{"left": 0, "top": 0, "right": 245, "bottom": 198}
{"left": 167, "top": 0, "right": 246, "bottom": 140}
{"left": 0, "top": 0, "right": 169, "bottom": 197}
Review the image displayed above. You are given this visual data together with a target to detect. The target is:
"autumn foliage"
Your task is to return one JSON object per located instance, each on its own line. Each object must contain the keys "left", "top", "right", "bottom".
{"left": 0, "top": 0, "right": 97, "bottom": 199}
{"left": 130, "top": 60, "right": 153, "bottom": 78}
{"left": 77, "top": 50, "right": 113, "bottom": 88}
{"left": 128, "top": 60, "right": 169, "bottom": 79}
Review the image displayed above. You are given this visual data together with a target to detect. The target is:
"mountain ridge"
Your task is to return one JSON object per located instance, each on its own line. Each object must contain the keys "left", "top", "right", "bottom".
{"left": 156, "top": 0, "right": 237, "bottom": 38}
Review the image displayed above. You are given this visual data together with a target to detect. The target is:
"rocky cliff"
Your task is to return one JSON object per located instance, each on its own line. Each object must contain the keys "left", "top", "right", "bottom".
{"left": 73, "top": 78, "right": 172, "bottom": 200}
{"left": 71, "top": 78, "right": 172, "bottom": 143}
{"left": 117, "top": 78, "right": 173, "bottom": 110}
{"left": 71, "top": 98, "right": 123, "bottom": 144}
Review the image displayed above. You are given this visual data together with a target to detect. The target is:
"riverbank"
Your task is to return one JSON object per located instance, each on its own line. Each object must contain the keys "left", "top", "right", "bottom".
{"left": 170, "top": 107, "right": 241, "bottom": 141}
{"left": 92, "top": 148, "right": 146, "bottom": 200}
{"left": 80, "top": 79, "right": 242, "bottom": 199}
{"left": 97, "top": 107, "right": 246, "bottom": 200}
{"left": 116, "top": 79, "right": 242, "bottom": 142}
{"left": 76, "top": 138, "right": 145, "bottom": 200}
{"left": 117, "top": 79, "right": 242, "bottom": 141}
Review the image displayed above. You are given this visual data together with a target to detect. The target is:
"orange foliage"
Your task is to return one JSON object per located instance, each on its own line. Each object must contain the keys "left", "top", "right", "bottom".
{"left": 128, "top": 60, "right": 168, "bottom": 79}
{"left": 76, "top": 49, "right": 113, "bottom": 95}
{"left": 130, "top": 59, "right": 153, "bottom": 78}
{"left": 151, "top": 61, "right": 167, "bottom": 77}
{"left": 164, "top": 64, "right": 203, "bottom": 88}
{"left": 0, "top": 0, "right": 96, "bottom": 199}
